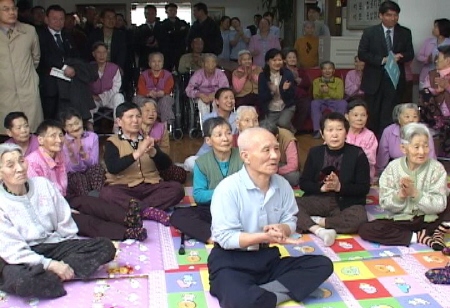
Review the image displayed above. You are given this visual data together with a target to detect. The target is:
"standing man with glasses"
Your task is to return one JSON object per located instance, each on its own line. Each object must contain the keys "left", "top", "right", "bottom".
{"left": 358, "top": 1, "right": 414, "bottom": 136}
{"left": 0, "top": 0, "right": 43, "bottom": 135}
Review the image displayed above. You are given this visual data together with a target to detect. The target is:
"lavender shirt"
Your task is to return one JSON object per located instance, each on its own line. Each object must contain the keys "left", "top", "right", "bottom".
{"left": 185, "top": 68, "right": 229, "bottom": 98}
{"left": 376, "top": 123, "right": 436, "bottom": 174}
{"left": 5, "top": 134, "right": 39, "bottom": 157}
{"left": 62, "top": 131, "right": 99, "bottom": 173}
{"left": 417, "top": 37, "right": 450, "bottom": 89}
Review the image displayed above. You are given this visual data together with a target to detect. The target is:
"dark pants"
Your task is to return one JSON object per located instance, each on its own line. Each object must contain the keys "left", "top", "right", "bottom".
{"left": 296, "top": 195, "right": 368, "bottom": 234}
{"left": 208, "top": 246, "right": 333, "bottom": 308}
{"left": 170, "top": 206, "right": 211, "bottom": 243}
{"left": 359, "top": 205, "right": 450, "bottom": 246}
{"left": 365, "top": 72, "right": 401, "bottom": 136}
{"left": 69, "top": 195, "right": 128, "bottom": 240}
{"left": 292, "top": 97, "right": 311, "bottom": 132}
{"left": 0, "top": 238, "right": 115, "bottom": 298}
{"left": 42, "top": 95, "right": 59, "bottom": 120}
{"left": 99, "top": 181, "right": 185, "bottom": 211}
{"left": 235, "top": 93, "right": 259, "bottom": 108}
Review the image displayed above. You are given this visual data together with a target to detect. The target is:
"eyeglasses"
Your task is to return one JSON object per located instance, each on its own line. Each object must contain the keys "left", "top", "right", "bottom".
{"left": 0, "top": 6, "right": 18, "bottom": 13}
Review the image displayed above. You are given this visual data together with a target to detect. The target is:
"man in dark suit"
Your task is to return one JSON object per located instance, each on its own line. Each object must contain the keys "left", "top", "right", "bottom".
{"left": 187, "top": 2, "right": 223, "bottom": 55}
{"left": 357, "top": 1, "right": 414, "bottom": 136}
{"left": 157, "top": 3, "right": 190, "bottom": 71}
{"left": 135, "top": 4, "right": 159, "bottom": 70}
{"left": 87, "top": 8, "right": 127, "bottom": 72}
{"left": 37, "top": 5, "right": 79, "bottom": 120}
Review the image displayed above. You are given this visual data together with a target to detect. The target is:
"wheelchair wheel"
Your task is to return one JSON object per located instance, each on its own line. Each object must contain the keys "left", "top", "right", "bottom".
{"left": 173, "top": 128, "right": 184, "bottom": 140}
{"left": 189, "top": 128, "right": 202, "bottom": 139}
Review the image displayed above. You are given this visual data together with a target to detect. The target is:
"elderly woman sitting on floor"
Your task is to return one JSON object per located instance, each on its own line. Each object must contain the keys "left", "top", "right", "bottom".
{"left": 0, "top": 143, "right": 115, "bottom": 299}
{"left": 296, "top": 112, "right": 370, "bottom": 247}
{"left": 170, "top": 117, "right": 243, "bottom": 244}
{"left": 359, "top": 123, "right": 450, "bottom": 251}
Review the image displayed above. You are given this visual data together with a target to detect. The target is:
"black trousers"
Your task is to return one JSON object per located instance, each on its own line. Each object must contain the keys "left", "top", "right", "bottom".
{"left": 0, "top": 238, "right": 115, "bottom": 298}
{"left": 208, "top": 246, "right": 333, "bottom": 308}
{"left": 365, "top": 72, "right": 402, "bottom": 136}
{"left": 170, "top": 206, "right": 212, "bottom": 243}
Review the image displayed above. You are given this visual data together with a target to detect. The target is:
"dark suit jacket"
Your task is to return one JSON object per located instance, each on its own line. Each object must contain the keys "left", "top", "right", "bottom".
{"left": 37, "top": 27, "right": 79, "bottom": 97}
{"left": 258, "top": 68, "right": 296, "bottom": 117}
{"left": 358, "top": 23, "right": 414, "bottom": 95}
{"left": 187, "top": 17, "right": 223, "bottom": 55}
{"left": 87, "top": 28, "right": 127, "bottom": 71}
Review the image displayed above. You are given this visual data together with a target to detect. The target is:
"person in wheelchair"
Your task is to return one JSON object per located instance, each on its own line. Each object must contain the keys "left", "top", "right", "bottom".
{"left": 137, "top": 52, "right": 175, "bottom": 128}
{"left": 89, "top": 42, "right": 125, "bottom": 127}
{"left": 185, "top": 53, "right": 229, "bottom": 119}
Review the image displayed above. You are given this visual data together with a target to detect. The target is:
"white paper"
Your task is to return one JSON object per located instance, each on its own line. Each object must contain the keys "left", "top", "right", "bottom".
{"left": 50, "top": 67, "right": 71, "bottom": 82}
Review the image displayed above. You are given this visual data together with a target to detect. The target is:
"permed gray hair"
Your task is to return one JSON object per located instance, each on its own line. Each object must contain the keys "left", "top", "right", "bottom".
{"left": 0, "top": 143, "right": 23, "bottom": 167}
{"left": 202, "top": 53, "right": 218, "bottom": 62}
{"left": 392, "top": 103, "right": 419, "bottom": 123}
{"left": 400, "top": 122, "right": 431, "bottom": 144}
{"left": 236, "top": 105, "right": 258, "bottom": 120}
{"left": 133, "top": 96, "right": 158, "bottom": 109}
{"left": 238, "top": 49, "right": 251, "bottom": 58}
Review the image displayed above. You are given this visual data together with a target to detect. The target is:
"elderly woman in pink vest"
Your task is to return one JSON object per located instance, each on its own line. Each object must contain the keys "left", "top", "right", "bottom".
{"left": 185, "top": 53, "right": 230, "bottom": 119}
{"left": 137, "top": 52, "right": 175, "bottom": 128}
{"left": 89, "top": 42, "right": 125, "bottom": 123}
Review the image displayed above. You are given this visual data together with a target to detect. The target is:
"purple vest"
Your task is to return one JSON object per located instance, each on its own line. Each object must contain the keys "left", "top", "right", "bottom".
{"left": 90, "top": 62, "right": 120, "bottom": 95}
{"left": 142, "top": 69, "right": 172, "bottom": 91}
{"left": 147, "top": 122, "right": 165, "bottom": 140}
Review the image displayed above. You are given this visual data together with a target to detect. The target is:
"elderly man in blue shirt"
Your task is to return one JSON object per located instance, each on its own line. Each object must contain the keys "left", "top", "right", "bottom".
{"left": 208, "top": 127, "right": 333, "bottom": 308}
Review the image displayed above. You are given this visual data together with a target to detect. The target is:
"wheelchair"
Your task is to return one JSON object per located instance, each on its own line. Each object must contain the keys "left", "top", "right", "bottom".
{"left": 176, "top": 71, "right": 203, "bottom": 139}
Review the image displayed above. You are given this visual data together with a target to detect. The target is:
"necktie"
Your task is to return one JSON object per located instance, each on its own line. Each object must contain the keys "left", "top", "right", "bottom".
{"left": 7, "top": 28, "right": 13, "bottom": 39}
{"left": 54, "top": 33, "right": 64, "bottom": 51}
{"left": 385, "top": 29, "right": 392, "bottom": 51}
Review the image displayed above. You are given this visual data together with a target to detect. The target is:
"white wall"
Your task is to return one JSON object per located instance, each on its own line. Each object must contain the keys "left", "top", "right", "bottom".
{"left": 34, "top": 0, "right": 263, "bottom": 29}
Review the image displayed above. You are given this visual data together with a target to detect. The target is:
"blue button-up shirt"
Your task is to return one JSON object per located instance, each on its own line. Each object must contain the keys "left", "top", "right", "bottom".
{"left": 211, "top": 166, "right": 298, "bottom": 250}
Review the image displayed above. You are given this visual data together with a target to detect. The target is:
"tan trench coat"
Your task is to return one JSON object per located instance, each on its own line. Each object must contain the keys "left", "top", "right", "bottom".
{"left": 0, "top": 22, "right": 43, "bottom": 135}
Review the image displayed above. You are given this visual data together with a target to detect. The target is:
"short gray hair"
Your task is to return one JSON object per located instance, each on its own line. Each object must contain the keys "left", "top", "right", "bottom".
{"left": 303, "top": 20, "right": 315, "bottom": 28}
{"left": 203, "top": 53, "right": 218, "bottom": 62}
{"left": 238, "top": 49, "right": 251, "bottom": 58}
{"left": 134, "top": 95, "right": 157, "bottom": 109}
{"left": 392, "top": 103, "right": 419, "bottom": 123}
{"left": 400, "top": 122, "right": 431, "bottom": 144}
{"left": 0, "top": 143, "right": 23, "bottom": 167}
{"left": 236, "top": 105, "right": 258, "bottom": 120}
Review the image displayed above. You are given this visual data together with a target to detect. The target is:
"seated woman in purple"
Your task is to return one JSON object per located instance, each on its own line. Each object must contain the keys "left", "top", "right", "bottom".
{"left": 4, "top": 112, "right": 39, "bottom": 157}
{"left": 137, "top": 98, "right": 187, "bottom": 183}
{"left": 376, "top": 103, "right": 436, "bottom": 175}
{"left": 60, "top": 108, "right": 105, "bottom": 198}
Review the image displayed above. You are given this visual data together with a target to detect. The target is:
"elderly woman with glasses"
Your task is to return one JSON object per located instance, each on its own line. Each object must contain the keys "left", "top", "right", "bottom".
{"left": 360, "top": 123, "right": 450, "bottom": 251}
{"left": 0, "top": 143, "right": 115, "bottom": 298}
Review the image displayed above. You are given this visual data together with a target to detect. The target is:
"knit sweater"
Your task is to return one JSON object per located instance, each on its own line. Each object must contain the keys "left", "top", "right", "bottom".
{"left": 379, "top": 157, "right": 448, "bottom": 222}
{"left": 0, "top": 177, "right": 78, "bottom": 269}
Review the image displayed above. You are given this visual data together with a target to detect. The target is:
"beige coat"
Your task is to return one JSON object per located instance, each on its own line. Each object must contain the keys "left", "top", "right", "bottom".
{"left": 0, "top": 22, "right": 43, "bottom": 134}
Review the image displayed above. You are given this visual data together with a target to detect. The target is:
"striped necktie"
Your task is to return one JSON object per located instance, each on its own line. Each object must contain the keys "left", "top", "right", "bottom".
{"left": 7, "top": 28, "right": 13, "bottom": 39}
{"left": 385, "top": 29, "right": 392, "bottom": 51}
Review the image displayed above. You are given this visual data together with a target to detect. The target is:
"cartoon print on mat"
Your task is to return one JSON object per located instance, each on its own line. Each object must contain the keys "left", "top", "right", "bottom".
{"left": 178, "top": 293, "right": 197, "bottom": 308}
{"left": 177, "top": 274, "right": 198, "bottom": 288}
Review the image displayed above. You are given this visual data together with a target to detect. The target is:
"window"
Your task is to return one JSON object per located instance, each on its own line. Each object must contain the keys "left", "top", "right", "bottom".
{"left": 131, "top": 2, "right": 192, "bottom": 26}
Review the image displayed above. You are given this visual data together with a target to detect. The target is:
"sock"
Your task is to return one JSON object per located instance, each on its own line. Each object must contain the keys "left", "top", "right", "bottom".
{"left": 259, "top": 281, "right": 291, "bottom": 305}
{"left": 417, "top": 229, "right": 434, "bottom": 248}
{"left": 124, "top": 227, "right": 148, "bottom": 241}
{"left": 314, "top": 228, "right": 336, "bottom": 247}
{"left": 309, "top": 288, "right": 326, "bottom": 299}
{"left": 124, "top": 199, "right": 143, "bottom": 229}
{"left": 410, "top": 232, "right": 418, "bottom": 244}
{"left": 259, "top": 280, "right": 289, "bottom": 293}
{"left": 142, "top": 207, "right": 170, "bottom": 226}
{"left": 432, "top": 229, "right": 446, "bottom": 251}
{"left": 437, "top": 222, "right": 450, "bottom": 234}
{"left": 310, "top": 216, "right": 324, "bottom": 225}
{"left": 273, "top": 292, "right": 291, "bottom": 305}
